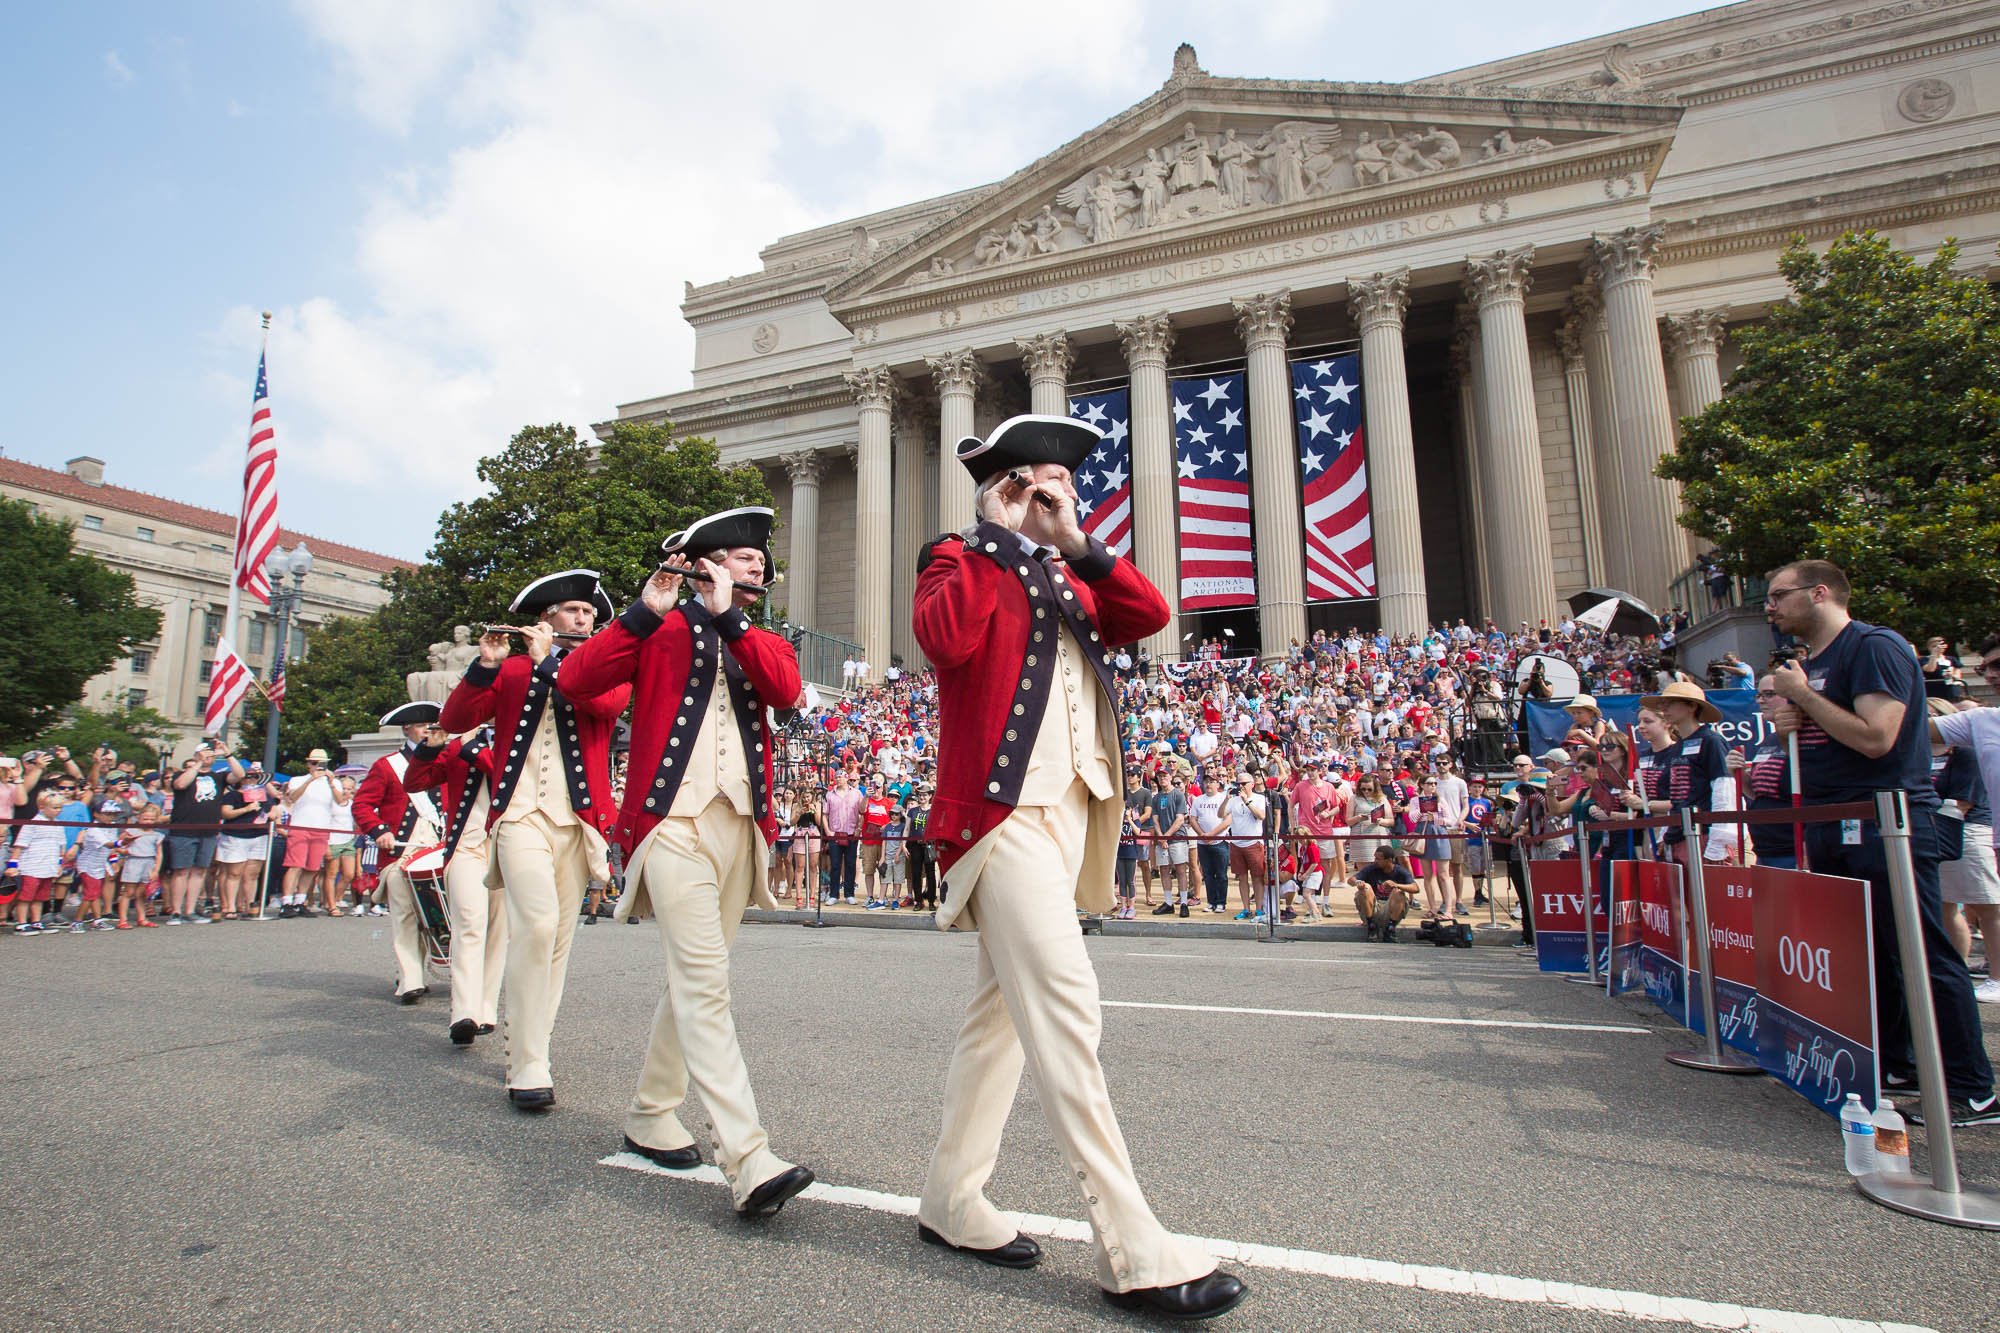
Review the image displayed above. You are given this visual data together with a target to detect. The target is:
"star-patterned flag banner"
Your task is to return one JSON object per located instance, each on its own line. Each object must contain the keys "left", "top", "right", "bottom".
{"left": 1065, "top": 387, "right": 1132, "bottom": 556}
{"left": 1291, "top": 352, "right": 1377, "bottom": 602}
{"left": 1170, "top": 370, "right": 1255, "bottom": 610}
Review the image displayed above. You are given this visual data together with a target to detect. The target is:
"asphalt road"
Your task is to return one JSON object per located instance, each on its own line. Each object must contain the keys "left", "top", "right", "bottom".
{"left": 1, "top": 917, "right": 1993, "bottom": 1332}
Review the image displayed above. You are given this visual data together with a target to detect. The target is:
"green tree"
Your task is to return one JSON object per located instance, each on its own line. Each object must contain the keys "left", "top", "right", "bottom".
{"left": 33, "top": 700, "right": 182, "bottom": 774}
{"left": 0, "top": 499, "right": 162, "bottom": 743}
{"left": 252, "top": 421, "right": 771, "bottom": 759}
{"left": 1659, "top": 231, "right": 2000, "bottom": 643}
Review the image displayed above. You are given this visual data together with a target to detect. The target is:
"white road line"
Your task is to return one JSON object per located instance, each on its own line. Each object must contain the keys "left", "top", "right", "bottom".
{"left": 1119, "top": 951, "right": 1524, "bottom": 969}
{"left": 601, "top": 1153, "right": 1931, "bottom": 1333}
{"left": 1102, "top": 998, "right": 1649, "bottom": 1034}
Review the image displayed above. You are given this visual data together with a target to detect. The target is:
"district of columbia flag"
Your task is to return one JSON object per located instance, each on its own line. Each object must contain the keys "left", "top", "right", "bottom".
{"left": 204, "top": 639, "right": 253, "bottom": 735}
{"left": 1291, "top": 352, "right": 1377, "bottom": 602}
{"left": 235, "top": 352, "right": 281, "bottom": 605}
{"left": 1066, "top": 387, "right": 1132, "bottom": 556}
{"left": 1171, "top": 371, "right": 1255, "bottom": 610}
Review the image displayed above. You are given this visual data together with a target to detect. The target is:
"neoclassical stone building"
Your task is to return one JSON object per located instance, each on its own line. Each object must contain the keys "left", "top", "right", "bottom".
{"left": 610, "top": 0, "right": 2000, "bottom": 676}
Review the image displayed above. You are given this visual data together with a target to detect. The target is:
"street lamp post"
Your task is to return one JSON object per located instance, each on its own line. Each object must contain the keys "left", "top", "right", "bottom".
{"left": 260, "top": 543, "right": 314, "bottom": 776}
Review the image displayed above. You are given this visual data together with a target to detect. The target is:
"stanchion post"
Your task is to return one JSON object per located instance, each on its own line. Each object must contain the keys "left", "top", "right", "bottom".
{"left": 1566, "top": 832, "right": 1604, "bottom": 987}
{"left": 1666, "top": 808, "right": 1760, "bottom": 1074}
{"left": 1855, "top": 790, "right": 2000, "bottom": 1227}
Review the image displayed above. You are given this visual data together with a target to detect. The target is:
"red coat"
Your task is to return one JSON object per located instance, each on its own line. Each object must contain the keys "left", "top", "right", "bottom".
{"left": 352, "top": 754, "right": 415, "bottom": 843}
{"left": 404, "top": 731, "right": 497, "bottom": 859}
{"left": 558, "top": 597, "right": 799, "bottom": 853}
{"left": 439, "top": 651, "right": 628, "bottom": 835}
{"left": 916, "top": 523, "right": 1167, "bottom": 874}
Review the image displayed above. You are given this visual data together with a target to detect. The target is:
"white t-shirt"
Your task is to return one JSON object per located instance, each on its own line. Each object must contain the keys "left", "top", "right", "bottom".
{"left": 288, "top": 772, "right": 339, "bottom": 826}
{"left": 1190, "top": 791, "right": 1225, "bottom": 840}
{"left": 1222, "top": 791, "right": 1266, "bottom": 846}
{"left": 1436, "top": 774, "right": 1469, "bottom": 829}
{"left": 1189, "top": 728, "right": 1217, "bottom": 759}
{"left": 1935, "top": 708, "right": 2000, "bottom": 845}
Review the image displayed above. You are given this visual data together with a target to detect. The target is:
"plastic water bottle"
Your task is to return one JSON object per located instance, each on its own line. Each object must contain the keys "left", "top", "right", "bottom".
{"left": 1873, "top": 1101, "right": 1911, "bottom": 1176}
{"left": 1840, "top": 1094, "right": 1876, "bottom": 1176}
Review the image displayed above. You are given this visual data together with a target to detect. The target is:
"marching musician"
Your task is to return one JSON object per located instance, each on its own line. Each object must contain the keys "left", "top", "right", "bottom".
{"left": 440, "top": 571, "right": 629, "bottom": 1112}
{"left": 559, "top": 507, "right": 814, "bottom": 1217}
{"left": 911, "top": 417, "right": 1245, "bottom": 1320}
{"left": 353, "top": 703, "right": 448, "bottom": 1004}
{"left": 403, "top": 722, "right": 503, "bottom": 1046}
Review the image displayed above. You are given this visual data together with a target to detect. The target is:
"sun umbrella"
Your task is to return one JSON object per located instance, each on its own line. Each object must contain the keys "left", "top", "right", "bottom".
{"left": 1566, "top": 587, "right": 1661, "bottom": 638}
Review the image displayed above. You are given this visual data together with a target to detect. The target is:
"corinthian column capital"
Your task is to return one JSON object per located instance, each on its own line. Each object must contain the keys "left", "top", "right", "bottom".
{"left": 1115, "top": 312, "right": 1175, "bottom": 366}
{"left": 1660, "top": 309, "right": 1728, "bottom": 363}
{"left": 925, "top": 349, "right": 985, "bottom": 397}
{"left": 1015, "top": 332, "right": 1074, "bottom": 384}
{"left": 1463, "top": 246, "right": 1537, "bottom": 309}
{"left": 1231, "top": 289, "right": 1294, "bottom": 350}
{"left": 1588, "top": 224, "right": 1667, "bottom": 291}
{"left": 844, "top": 365, "right": 898, "bottom": 409}
{"left": 1346, "top": 269, "right": 1410, "bottom": 333}
{"left": 782, "top": 449, "right": 823, "bottom": 488}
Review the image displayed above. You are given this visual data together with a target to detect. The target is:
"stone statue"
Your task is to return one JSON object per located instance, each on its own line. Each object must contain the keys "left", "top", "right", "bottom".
{"left": 1215, "top": 129, "right": 1257, "bottom": 208}
{"left": 1132, "top": 148, "right": 1171, "bottom": 228}
{"left": 406, "top": 625, "right": 478, "bottom": 705}
{"left": 1168, "top": 124, "right": 1218, "bottom": 194}
{"left": 972, "top": 228, "right": 1009, "bottom": 266}
{"left": 1030, "top": 205, "right": 1065, "bottom": 254}
{"left": 1480, "top": 129, "right": 1554, "bottom": 161}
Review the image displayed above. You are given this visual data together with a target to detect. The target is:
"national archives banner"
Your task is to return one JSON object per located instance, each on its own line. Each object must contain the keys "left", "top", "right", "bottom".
{"left": 1288, "top": 352, "right": 1376, "bottom": 602}
{"left": 1065, "top": 387, "right": 1134, "bottom": 556}
{"left": 1169, "top": 370, "right": 1255, "bottom": 610}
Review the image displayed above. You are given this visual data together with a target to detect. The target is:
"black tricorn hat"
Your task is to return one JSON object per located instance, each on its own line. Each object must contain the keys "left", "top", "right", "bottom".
{"left": 954, "top": 414, "right": 1103, "bottom": 484}
{"left": 510, "top": 569, "right": 613, "bottom": 621}
{"left": 662, "top": 505, "right": 774, "bottom": 570}
{"left": 380, "top": 702, "right": 442, "bottom": 728}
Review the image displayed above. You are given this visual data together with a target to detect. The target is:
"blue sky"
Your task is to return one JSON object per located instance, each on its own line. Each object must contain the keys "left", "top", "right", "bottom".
{"left": 0, "top": 1, "right": 1709, "bottom": 564}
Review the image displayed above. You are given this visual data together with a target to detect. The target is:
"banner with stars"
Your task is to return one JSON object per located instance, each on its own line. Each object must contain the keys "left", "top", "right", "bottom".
{"left": 1291, "top": 352, "right": 1377, "bottom": 602}
{"left": 1170, "top": 370, "right": 1255, "bottom": 610}
{"left": 1065, "top": 387, "right": 1132, "bottom": 556}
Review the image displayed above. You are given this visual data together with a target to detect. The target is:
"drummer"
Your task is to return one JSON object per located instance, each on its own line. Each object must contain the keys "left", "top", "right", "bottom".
{"left": 353, "top": 703, "right": 449, "bottom": 1004}
{"left": 405, "top": 723, "right": 503, "bottom": 1045}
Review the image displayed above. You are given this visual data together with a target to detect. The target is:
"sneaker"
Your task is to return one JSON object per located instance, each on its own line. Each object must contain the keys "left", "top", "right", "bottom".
{"left": 296, "top": 906, "right": 318, "bottom": 919}
{"left": 69, "top": 922, "right": 87, "bottom": 934}
{"left": 1382, "top": 925, "right": 1398, "bottom": 943}
{"left": 164, "top": 916, "right": 185, "bottom": 926}
{"left": 189, "top": 913, "right": 212, "bottom": 924}
{"left": 1883, "top": 1071, "right": 1919, "bottom": 1095}
{"left": 864, "top": 900, "right": 884, "bottom": 910}
{"left": 1472, "top": 893, "right": 1490, "bottom": 906}
{"left": 1974, "top": 978, "right": 2000, "bottom": 1005}
{"left": 92, "top": 918, "right": 116, "bottom": 931}
{"left": 1365, "top": 920, "right": 1380, "bottom": 942}
{"left": 371, "top": 905, "right": 388, "bottom": 917}
{"left": 1152, "top": 902, "right": 1174, "bottom": 916}
{"left": 1905, "top": 1094, "right": 2000, "bottom": 1128}
{"left": 1279, "top": 909, "right": 1298, "bottom": 923}
{"left": 1233, "top": 910, "right": 1253, "bottom": 920}
{"left": 1510, "top": 906, "right": 1523, "bottom": 920}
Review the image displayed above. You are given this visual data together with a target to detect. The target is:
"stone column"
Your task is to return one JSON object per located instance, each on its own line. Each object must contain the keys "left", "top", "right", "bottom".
{"left": 1464, "top": 247, "right": 1558, "bottom": 630}
{"left": 1590, "top": 225, "right": 1688, "bottom": 597}
{"left": 1232, "top": 290, "right": 1305, "bottom": 658}
{"left": 844, "top": 366, "right": 896, "bottom": 684}
{"left": 1450, "top": 325, "right": 1491, "bottom": 619}
{"left": 1347, "top": 269, "right": 1427, "bottom": 637}
{"left": 1574, "top": 280, "right": 1630, "bottom": 594}
{"left": 1556, "top": 305, "right": 1606, "bottom": 588}
{"left": 1661, "top": 309, "right": 1727, "bottom": 421}
{"left": 781, "top": 450, "right": 822, "bottom": 631}
{"left": 1017, "top": 332, "right": 1074, "bottom": 417}
{"left": 1115, "top": 313, "right": 1179, "bottom": 659}
{"left": 891, "top": 397, "right": 938, "bottom": 668}
{"left": 927, "top": 350, "right": 982, "bottom": 533}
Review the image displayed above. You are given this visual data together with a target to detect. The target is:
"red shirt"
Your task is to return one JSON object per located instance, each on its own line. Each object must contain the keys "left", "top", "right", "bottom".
{"left": 860, "top": 795, "right": 893, "bottom": 844}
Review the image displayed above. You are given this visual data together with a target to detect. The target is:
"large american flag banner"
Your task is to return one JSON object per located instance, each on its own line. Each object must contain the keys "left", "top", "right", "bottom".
{"left": 1291, "top": 353, "right": 1376, "bottom": 602}
{"left": 1066, "top": 387, "right": 1132, "bottom": 556}
{"left": 204, "top": 639, "right": 253, "bottom": 735}
{"left": 235, "top": 351, "right": 281, "bottom": 604}
{"left": 1171, "top": 371, "right": 1255, "bottom": 610}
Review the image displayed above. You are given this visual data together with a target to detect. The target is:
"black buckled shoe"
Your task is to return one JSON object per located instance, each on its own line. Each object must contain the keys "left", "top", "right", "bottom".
{"left": 475, "top": 1023, "right": 496, "bottom": 1035}
{"left": 449, "top": 1018, "right": 477, "bottom": 1045}
{"left": 1104, "top": 1271, "right": 1247, "bottom": 1321}
{"left": 396, "top": 987, "right": 428, "bottom": 1006}
{"left": 623, "top": 1135, "right": 701, "bottom": 1170}
{"left": 737, "top": 1165, "right": 814, "bottom": 1217}
{"left": 508, "top": 1087, "right": 555, "bottom": 1112}
{"left": 917, "top": 1222, "right": 1042, "bottom": 1268}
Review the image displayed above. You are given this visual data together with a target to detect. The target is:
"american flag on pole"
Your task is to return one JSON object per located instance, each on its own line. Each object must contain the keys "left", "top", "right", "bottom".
{"left": 1066, "top": 387, "right": 1132, "bottom": 556}
{"left": 204, "top": 639, "right": 253, "bottom": 735}
{"left": 1291, "top": 352, "right": 1377, "bottom": 602}
{"left": 1171, "top": 371, "right": 1256, "bottom": 610}
{"left": 263, "top": 657, "right": 287, "bottom": 713}
{"left": 235, "top": 352, "right": 281, "bottom": 605}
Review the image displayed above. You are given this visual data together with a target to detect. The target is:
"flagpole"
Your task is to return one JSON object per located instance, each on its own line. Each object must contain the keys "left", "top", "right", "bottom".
{"left": 216, "top": 312, "right": 271, "bottom": 744}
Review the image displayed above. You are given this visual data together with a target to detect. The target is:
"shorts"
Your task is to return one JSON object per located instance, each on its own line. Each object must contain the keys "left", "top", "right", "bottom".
{"left": 325, "top": 836, "right": 358, "bottom": 857}
{"left": 18, "top": 874, "right": 54, "bottom": 904}
{"left": 1464, "top": 843, "right": 1492, "bottom": 877}
{"left": 1227, "top": 842, "right": 1267, "bottom": 880}
{"left": 1447, "top": 839, "right": 1466, "bottom": 868}
{"left": 119, "top": 858, "right": 156, "bottom": 886}
{"left": 883, "top": 857, "right": 907, "bottom": 886}
{"left": 77, "top": 872, "right": 107, "bottom": 901}
{"left": 166, "top": 834, "right": 217, "bottom": 870}
{"left": 282, "top": 829, "right": 330, "bottom": 873}
{"left": 1295, "top": 869, "right": 1324, "bottom": 894}
{"left": 860, "top": 840, "right": 884, "bottom": 875}
{"left": 1940, "top": 823, "right": 1999, "bottom": 906}
{"left": 1152, "top": 839, "right": 1190, "bottom": 868}
{"left": 216, "top": 835, "right": 269, "bottom": 864}
{"left": 1314, "top": 836, "right": 1344, "bottom": 863}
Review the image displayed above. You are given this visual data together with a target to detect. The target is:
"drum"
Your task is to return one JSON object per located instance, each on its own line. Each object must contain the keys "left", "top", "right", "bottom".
{"left": 404, "top": 843, "right": 452, "bottom": 977}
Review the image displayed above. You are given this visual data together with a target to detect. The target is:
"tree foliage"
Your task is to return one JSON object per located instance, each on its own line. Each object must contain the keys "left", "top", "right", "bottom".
{"left": 0, "top": 499, "right": 162, "bottom": 743}
{"left": 259, "top": 422, "right": 772, "bottom": 761}
{"left": 33, "top": 701, "right": 182, "bottom": 773}
{"left": 1659, "top": 231, "right": 2000, "bottom": 643}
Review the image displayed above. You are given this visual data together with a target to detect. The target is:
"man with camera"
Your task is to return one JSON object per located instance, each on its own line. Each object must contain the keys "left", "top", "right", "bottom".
{"left": 167, "top": 740, "right": 240, "bottom": 924}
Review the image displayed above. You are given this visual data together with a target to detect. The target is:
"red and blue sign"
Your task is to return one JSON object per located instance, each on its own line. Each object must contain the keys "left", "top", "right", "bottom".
{"left": 1750, "top": 865, "right": 1878, "bottom": 1115}
{"left": 1528, "top": 859, "right": 1607, "bottom": 974}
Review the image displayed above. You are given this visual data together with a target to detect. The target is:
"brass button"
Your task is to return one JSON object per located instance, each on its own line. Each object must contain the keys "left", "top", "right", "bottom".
{"left": 1013, "top": 704, "right": 1025, "bottom": 716}
{"left": 997, "top": 756, "right": 1009, "bottom": 767}
{"left": 1005, "top": 729, "right": 1017, "bottom": 741}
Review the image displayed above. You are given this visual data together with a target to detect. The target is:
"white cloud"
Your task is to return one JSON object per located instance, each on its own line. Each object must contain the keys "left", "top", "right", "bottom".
{"left": 103, "top": 50, "right": 134, "bottom": 85}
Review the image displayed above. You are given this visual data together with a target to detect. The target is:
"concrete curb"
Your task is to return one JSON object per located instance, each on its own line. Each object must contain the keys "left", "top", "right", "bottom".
{"left": 743, "top": 908, "right": 1529, "bottom": 947}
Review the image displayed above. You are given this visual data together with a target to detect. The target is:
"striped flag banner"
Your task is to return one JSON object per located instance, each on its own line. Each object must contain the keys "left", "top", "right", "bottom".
{"left": 1065, "top": 387, "right": 1132, "bottom": 556}
{"left": 264, "top": 657, "right": 286, "bottom": 713}
{"left": 1170, "top": 370, "right": 1255, "bottom": 610}
{"left": 204, "top": 638, "right": 253, "bottom": 734}
{"left": 1290, "top": 352, "right": 1376, "bottom": 602}
{"left": 236, "top": 351, "right": 281, "bottom": 604}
